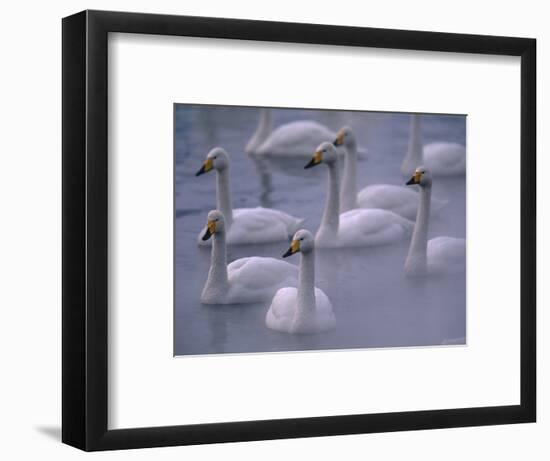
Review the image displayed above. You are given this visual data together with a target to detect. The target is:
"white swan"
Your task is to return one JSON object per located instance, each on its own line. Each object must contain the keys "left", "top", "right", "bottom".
{"left": 404, "top": 167, "right": 466, "bottom": 276}
{"left": 246, "top": 108, "right": 336, "bottom": 158}
{"left": 244, "top": 109, "right": 367, "bottom": 183}
{"left": 334, "top": 126, "right": 448, "bottom": 218}
{"left": 305, "top": 142, "right": 414, "bottom": 248}
{"left": 266, "top": 229, "right": 336, "bottom": 334}
{"left": 196, "top": 147, "right": 304, "bottom": 245}
{"left": 200, "top": 210, "right": 299, "bottom": 304}
{"left": 401, "top": 114, "right": 466, "bottom": 177}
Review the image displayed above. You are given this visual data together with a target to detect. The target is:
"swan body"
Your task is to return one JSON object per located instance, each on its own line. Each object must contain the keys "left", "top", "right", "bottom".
{"left": 401, "top": 114, "right": 466, "bottom": 177}
{"left": 329, "top": 208, "right": 415, "bottom": 248}
{"left": 218, "top": 207, "right": 303, "bottom": 245}
{"left": 426, "top": 236, "right": 466, "bottom": 274}
{"left": 423, "top": 142, "right": 466, "bottom": 176}
{"left": 200, "top": 210, "right": 298, "bottom": 304}
{"left": 246, "top": 108, "right": 367, "bottom": 159}
{"left": 245, "top": 109, "right": 336, "bottom": 158}
{"left": 196, "top": 147, "right": 304, "bottom": 245}
{"left": 245, "top": 110, "right": 365, "bottom": 181}
{"left": 266, "top": 286, "right": 334, "bottom": 334}
{"left": 306, "top": 142, "right": 414, "bottom": 248}
{"left": 357, "top": 185, "right": 447, "bottom": 221}
{"left": 266, "top": 230, "right": 336, "bottom": 334}
{"left": 256, "top": 120, "right": 336, "bottom": 158}
{"left": 335, "top": 126, "right": 448, "bottom": 218}
{"left": 404, "top": 167, "right": 466, "bottom": 276}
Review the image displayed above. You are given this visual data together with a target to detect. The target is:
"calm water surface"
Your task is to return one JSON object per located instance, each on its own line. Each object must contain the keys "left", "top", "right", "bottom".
{"left": 174, "top": 106, "right": 466, "bottom": 356}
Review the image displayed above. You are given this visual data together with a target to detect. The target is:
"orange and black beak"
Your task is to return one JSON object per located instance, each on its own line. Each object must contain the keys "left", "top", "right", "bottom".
{"left": 201, "top": 219, "right": 216, "bottom": 241}
{"left": 406, "top": 170, "right": 422, "bottom": 186}
{"left": 196, "top": 158, "right": 214, "bottom": 176}
{"left": 304, "top": 151, "right": 322, "bottom": 169}
{"left": 333, "top": 130, "right": 345, "bottom": 146}
{"left": 282, "top": 239, "right": 300, "bottom": 258}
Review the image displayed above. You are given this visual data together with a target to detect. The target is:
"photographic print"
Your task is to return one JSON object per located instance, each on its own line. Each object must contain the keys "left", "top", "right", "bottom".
{"left": 174, "top": 105, "right": 466, "bottom": 356}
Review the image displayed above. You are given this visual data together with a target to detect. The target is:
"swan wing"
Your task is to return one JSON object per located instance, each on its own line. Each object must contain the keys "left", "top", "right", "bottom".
{"left": 312, "top": 288, "right": 336, "bottom": 318}
{"left": 228, "top": 257, "right": 298, "bottom": 298}
{"left": 291, "top": 288, "right": 336, "bottom": 334}
{"left": 227, "top": 207, "right": 304, "bottom": 244}
{"left": 424, "top": 142, "right": 466, "bottom": 175}
{"left": 266, "top": 287, "right": 298, "bottom": 332}
{"left": 235, "top": 207, "right": 304, "bottom": 231}
{"left": 357, "top": 184, "right": 448, "bottom": 219}
{"left": 257, "top": 120, "right": 335, "bottom": 157}
{"left": 338, "top": 208, "right": 414, "bottom": 246}
{"left": 267, "top": 287, "right": 297, "bottom": 320}
{"left": 266, "top": 287, "right": 335, "bottom": 334}
{"left": 427, "top": 236, "right": 466, "bottom": 274}
{"left": 357, "top": 184, "right": 420, "bottom": 219}
{"left": 224, "top": 256, "right": 249, "bottom": 272}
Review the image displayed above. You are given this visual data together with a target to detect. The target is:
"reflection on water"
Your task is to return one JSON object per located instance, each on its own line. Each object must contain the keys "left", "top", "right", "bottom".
{"left": 175, "top": 105, "right": 466, "bottom": 356}
{"left": 246, "top": 154, "right": 273, "bottom": 208}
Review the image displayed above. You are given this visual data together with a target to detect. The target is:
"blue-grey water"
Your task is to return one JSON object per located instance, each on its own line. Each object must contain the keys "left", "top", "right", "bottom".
{"left": 175, "top": 105, "right": 466, "bottom": 356}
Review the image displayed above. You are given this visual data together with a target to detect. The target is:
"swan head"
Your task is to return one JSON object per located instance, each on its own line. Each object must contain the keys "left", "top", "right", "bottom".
{"left": 283, "top": 229, "right": 314, "bottom": 257}
{"left": 196, "top": 147, "right": 229, "bottom": 176}
{"left": 406, "top": 166, "right": 432, "bottom": 188}
{"left": 201, "top": 210, "right": 226, "bottom": 241}
{"left": 304, "top": 142, "right": 338, "bottom": 169}
{"left": 333, "top": 126, "right": 356, "bottom": 149}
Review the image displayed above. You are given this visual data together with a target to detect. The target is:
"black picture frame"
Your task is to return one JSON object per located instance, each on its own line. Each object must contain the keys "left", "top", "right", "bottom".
{"left": 62, "top": 9, "right": 536, "bottom": 451}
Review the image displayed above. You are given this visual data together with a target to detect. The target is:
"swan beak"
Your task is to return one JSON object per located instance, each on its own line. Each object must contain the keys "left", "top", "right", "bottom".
{"left": 333, "top": 131, "right": 344, "bottom": 146}
{"left": 304, "top": 151, "right": 322, "bottom": 169}
{"left": 196, "top": 158, "right": 214, "bottom": 176}
{"left": 406, "top": 170, "right": 422, "bottom": 185}
{"left": 201, "top": 220, "right": 216, "bottom": 241}
{"left": 283, "top": 239, "right": 300, "bottom": 258}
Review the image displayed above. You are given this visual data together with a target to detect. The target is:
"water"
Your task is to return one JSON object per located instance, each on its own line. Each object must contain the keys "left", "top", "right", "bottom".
{"left": 174, "top": 105, "right": 466, "bottom": 356}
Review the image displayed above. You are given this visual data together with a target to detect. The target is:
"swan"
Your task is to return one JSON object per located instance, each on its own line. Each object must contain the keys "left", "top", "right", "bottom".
{"left": 195, "top": 147, "right": 304, "bottom": 245}
{"left": 200, "top": 210, "right": 299, "bottom": 304}
{"left": 245, "top": 108, "right": 368, "bottom": 159}
{"left": 246, "top": 108, "right": 336, "bottom": 158}
{"left": 305, "top": 142, "right": 414, "bottom": 248}
{"left": 401, "top": 114, "right": 466, "bottom": 177}
{"left": 404, "top": 167, "right": 466, "bottom": 276}
{"left": 245, "top": 108, "right": 342, "bottom": 180}
{"left": 334, "top": 126, "right": 448, "bottom": 218}
{"left": 266, "top": 229, "right": 336, "bottom": 334}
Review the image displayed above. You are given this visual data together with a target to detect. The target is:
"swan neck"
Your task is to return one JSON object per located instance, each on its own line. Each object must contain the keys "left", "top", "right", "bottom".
{"left": 406, "top": 185, "right": 431, "bottom": 271}
{"left": 258, "top": 109, "right": 272, "bottom": 139}
{"left": 340, "top": 142, "right": 359, "bottom": 212}
{"left": 206, "top": 231, "right": 228, "bottom": 289}
{"left": 216, "top": 168, "right": 233, "bottom": 225}
{"left": 247, "top": 109, "right": 272, "bottom": 152}
{"left": 406, "top": 115, "right": 423, "bottom": 167}
{"left": 321, "top": 162, "right": 340, "bottom": 235}
{"left": 297, "top": 250, "right": 316, "bottom": 314}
